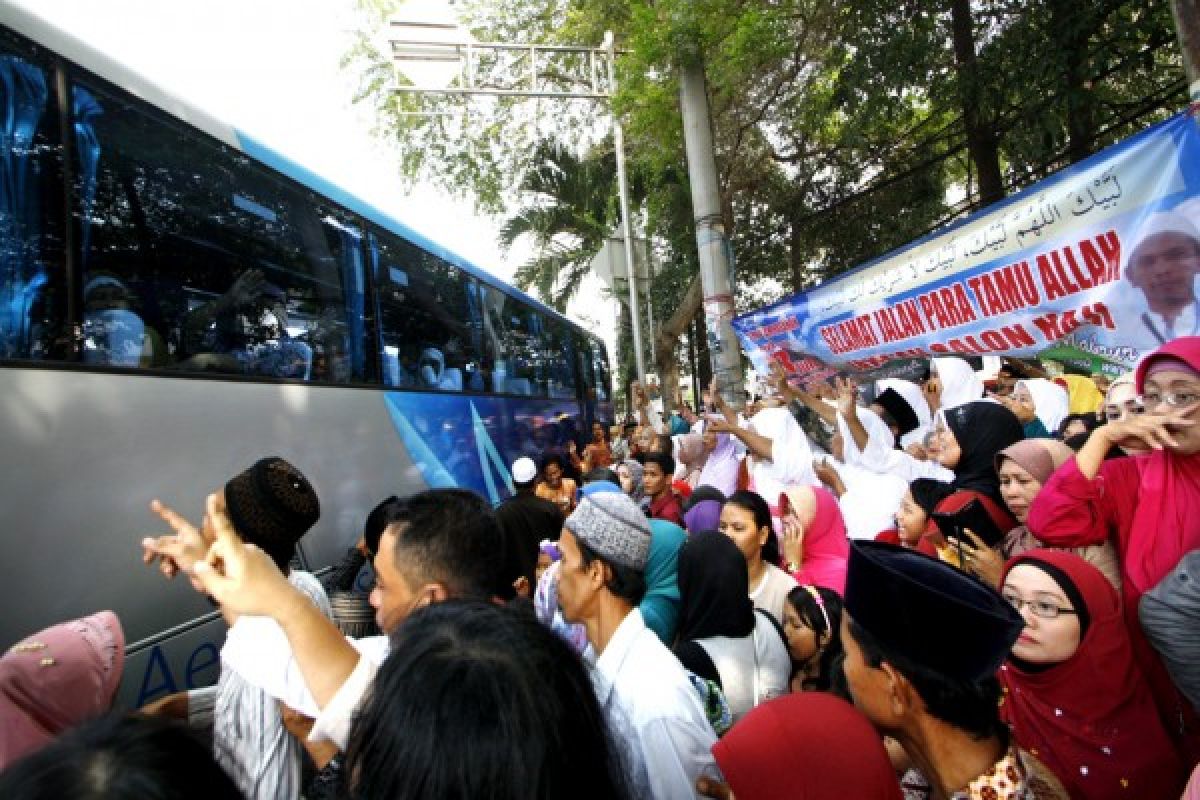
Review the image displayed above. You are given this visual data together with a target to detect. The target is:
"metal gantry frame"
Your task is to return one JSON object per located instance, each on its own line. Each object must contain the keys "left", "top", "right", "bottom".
{"left": 389, "top": 24, "right": 648, "bottom": 385}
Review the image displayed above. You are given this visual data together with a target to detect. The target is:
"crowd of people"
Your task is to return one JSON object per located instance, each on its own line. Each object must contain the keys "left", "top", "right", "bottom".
{"left": 4, "top": 339, "right": 1200, "bottom": 799}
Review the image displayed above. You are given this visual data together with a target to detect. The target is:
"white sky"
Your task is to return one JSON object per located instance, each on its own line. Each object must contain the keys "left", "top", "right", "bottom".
{"left": 12, "top": 0, "right": 621, "bottom": 356}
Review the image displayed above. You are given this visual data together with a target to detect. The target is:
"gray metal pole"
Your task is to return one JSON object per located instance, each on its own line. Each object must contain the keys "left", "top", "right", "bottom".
{"left": 605, "top": 32, "right": 647, "bottom": 385}
{"left": 678, "top": 59, "right": 743, "bottom": 404}
{"left": 1168, "top": 0, "right": 1200, "bottom": 102}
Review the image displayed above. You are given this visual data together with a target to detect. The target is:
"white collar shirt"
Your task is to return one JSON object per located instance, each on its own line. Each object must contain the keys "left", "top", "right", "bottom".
{"left": 594, "top": 609, "right": 718, "bottom": 800}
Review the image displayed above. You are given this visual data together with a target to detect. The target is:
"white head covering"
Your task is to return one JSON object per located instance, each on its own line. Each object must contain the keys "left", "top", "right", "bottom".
{"left": 1017, "top": 378, "right": 1069, "bottom": 434}
{"left": 833, "top": 461, "right": 909, "bottom": 540}
{"left": 746, "top": 406, "right": 817, "bottom": 503}
{"left": 931, "top": 357, "right": 984, "bottom": 410}
{"left": 1128, "top": 211, "right": 1200, "bottom": 272}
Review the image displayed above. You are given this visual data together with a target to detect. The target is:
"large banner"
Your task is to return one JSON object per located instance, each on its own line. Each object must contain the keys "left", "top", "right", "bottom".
{"left": 733, "top": 109, "right": 1200, "bottom": 384}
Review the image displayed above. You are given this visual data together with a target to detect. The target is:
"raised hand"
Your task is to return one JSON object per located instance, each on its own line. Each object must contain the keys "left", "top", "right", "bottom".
{"left": 142, "top": 499, "right": 212, "bottom": 592}
{"left": 834, "top": 376, "right": 859, "bottom": 421}
{"left": 1101, "top": 404, "right": 1197, "bottom": 452}
{"left": 955, "top": 529, "right": 1004, "bottom": 588}
{"left": 190, "top": 492, "right": 295, "bottom": 617}
{"left": 812, "top": 458, "right": 846, "bottom": 497}
{"left": 781, "top": 511, "right": 806, "bottom": 573}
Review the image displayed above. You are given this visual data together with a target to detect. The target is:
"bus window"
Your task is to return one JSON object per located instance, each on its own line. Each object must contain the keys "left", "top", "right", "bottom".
{"left": 544, "top": 318, "right": 576, "bottom": 399}
{"left": 0, "top": 35, "right": 69, "bottom": 361}
{"left": 69, "top": 76, "right": 365, "bottom": 382}
{"left": 477, "top": 283, "right": 545, "bottom": 396}
{"left": 370, "top": 227, "right": 475, "bottom": 391}
{"left": 591, "top": 338, "right": 611, "bottom": 402}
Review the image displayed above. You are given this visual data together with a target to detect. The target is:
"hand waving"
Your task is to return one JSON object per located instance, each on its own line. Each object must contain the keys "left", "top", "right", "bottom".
{"left": 142, "top": 499, "right": 212, "bottom": 592}
{"left": 190, "top": 492, "right": 295, "bottom": 617}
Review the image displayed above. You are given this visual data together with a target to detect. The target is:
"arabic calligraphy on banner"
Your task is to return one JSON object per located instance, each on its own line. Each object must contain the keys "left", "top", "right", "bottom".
{"left": 733, "top": 109, "right": 1200, "bottom": 382}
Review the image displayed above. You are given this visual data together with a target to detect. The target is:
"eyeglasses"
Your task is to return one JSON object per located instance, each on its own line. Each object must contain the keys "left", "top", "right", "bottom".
{"left": 1139, "top": 389, "right": 1200, "bottom": 410}
{"left": 1103, "top": 402, "right": 1144, "bottom": 421}
{"left": 1001, "top": 590, "right": 1077, "bottom": 620}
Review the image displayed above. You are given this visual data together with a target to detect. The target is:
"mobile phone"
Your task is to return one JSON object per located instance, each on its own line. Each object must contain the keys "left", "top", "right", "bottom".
{"left": 931, "top": 498, "right": 1005, "bottom": 548}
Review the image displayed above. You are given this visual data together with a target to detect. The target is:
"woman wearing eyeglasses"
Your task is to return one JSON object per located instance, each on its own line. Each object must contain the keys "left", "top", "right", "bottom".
{"left": 998, "top": 550, "right": 1182, "bottom": 799}
{"left": 1027, "top": 336, "right": 1200, "bottom": 759}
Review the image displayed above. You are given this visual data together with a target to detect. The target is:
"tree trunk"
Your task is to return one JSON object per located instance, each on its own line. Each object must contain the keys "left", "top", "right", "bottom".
{"left": 789, "top": 207, "right": 806, "bottom": 293}
{"left": 949, "top": 0, "right": 1005, "bottom": 206}
{"left": 1049, "top": 0, "right": 1099, "bottom": 164}
{"left": 1169, "top": 0, "right": 1200, "bottom": 96}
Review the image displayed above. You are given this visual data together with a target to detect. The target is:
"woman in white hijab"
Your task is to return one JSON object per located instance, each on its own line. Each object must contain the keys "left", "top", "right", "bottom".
{"left": 1006, "top": 378, "right": 1069, "bottom": 439}
{"left": 928, "top": 356, "right": 984, "bottom": 412}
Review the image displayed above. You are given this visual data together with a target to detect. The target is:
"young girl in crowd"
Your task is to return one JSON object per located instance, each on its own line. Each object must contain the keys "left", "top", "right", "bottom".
{"left": 999, "top": 550, "right": 1183, "bottom": 799}
{"left": 876, "top": 478, "right": 955, "bottom": 554}
{"left": 782, "top": 585, "right": 845, "bottom": 694}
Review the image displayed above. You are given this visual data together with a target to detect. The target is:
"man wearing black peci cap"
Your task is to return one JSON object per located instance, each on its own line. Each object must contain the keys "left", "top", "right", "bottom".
{"left": 141, "top": 457, "right": 333, "bottom": 800}
{"left": 872, "top": 386, "right": 921, "bottom": 441}
{"left": 839, "top": 541, "right": 1068, "bottom": 799}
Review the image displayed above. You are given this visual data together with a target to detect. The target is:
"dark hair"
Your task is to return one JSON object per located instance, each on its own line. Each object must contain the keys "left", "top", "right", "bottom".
{"left": 785, "top": 585, "right": 845, "bottom": 692}
{"left": 345, "top": 602, "right": 631, "bottom": 800}
{"left": 0, "top": 713, "right": 243, "bottom": 799}
{"left": 1056, "top": 413, "right": 1099, "bottom": 440}
{"left": 641, "top": 450, "right": 676, "bottom": 479}
{"left": 725, "top": 489, "right": 780, "bottom": 565}
{"left": 578, "top": 539, "right": 647, "bottom": 606}
{"left": 848, "top": 618, "right": 1006, "bottom": 740}
{"left": 682, "top": 485, "right": 726, "bottom": 513}
{"left": 583, "top": 467, "right": 621, "bottom": 486}
{"left": 541, "top": 453, "right": 567, "bottom": 473}
{"left": 656, "top": 433, "right": 674, "bottom": 454}
{"left": 389, "top": 489, "right": 506, "bottom": 601}
{"left": 364, "top": 495, "right": 400, "bottom": 557}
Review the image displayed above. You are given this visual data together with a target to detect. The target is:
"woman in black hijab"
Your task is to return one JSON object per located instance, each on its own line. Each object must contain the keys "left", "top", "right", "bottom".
{"left": 673, "top": 531, "right": 791, "bottom": 722}
{"left": 937, "top": 400, "right": 1024, "bottom": 507}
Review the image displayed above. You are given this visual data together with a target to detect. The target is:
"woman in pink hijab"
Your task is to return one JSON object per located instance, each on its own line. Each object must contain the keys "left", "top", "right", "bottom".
{"left": 0, "top": 611, "right": 124, "bottom": 769}
{"left": 778, "top": 485, "right": 850, "bottom": 593}
{"left": 1028, "top": 335, "right": 1200, "bottom": 759}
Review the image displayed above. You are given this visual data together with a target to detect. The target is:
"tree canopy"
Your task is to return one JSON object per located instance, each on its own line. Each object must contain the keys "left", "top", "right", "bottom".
{"left": 347, "top": 0, "right": 1188, "bottom": 398}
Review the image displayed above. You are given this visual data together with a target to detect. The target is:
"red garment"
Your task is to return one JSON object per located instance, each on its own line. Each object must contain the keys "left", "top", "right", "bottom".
{"left": 998, "top": 550, "right": 1183, "bottom": 800}
{"left": 782, "top": 486, "right": 850, "bottom": 593}
{"left": 875, "top": 528, "right": 939, "bottom": 557}
{"left": 648, "top": 491, "right": 685, "bottom": 527}
{"left": 1029, "top": 455, "right": 1200, "bottom": 754}
{"left": 713, "top": 692, "right": 903, "bottom": 800}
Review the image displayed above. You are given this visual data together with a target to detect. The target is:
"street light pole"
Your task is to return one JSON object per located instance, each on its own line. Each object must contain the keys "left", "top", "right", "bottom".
{"left": 389, "top": 27, "right": 648, "bottom": 386}
{"left": 604, "top": 32, "right": 648, "bottom": 386}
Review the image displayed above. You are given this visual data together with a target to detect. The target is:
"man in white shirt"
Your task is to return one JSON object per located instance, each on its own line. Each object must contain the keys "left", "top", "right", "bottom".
{"left": 1118, "top": 210, "right": 1200, "bottom": 354}
{"left": 556, "top": 492, "right": 718, "bottom": 800}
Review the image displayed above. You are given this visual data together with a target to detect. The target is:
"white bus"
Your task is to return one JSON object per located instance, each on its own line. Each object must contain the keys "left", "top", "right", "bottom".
{"left": 0, "top": 4, "right": 612, "bottom": 706}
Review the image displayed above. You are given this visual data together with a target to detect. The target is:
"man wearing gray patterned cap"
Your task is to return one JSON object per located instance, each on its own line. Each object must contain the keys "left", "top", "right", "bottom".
{"left": 557, "top": 492, "right": 717, "bottom": 799}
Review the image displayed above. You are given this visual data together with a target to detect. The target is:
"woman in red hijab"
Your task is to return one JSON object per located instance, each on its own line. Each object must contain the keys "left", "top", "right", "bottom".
{"left": 1028, "top": 336, "right": 1200, "bottom": 755}
{"left": 998, "top": 550, "right": 1182, "bottom": 799}
{"left": 699, "top": 692, "right": 902, "bottom": 800}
